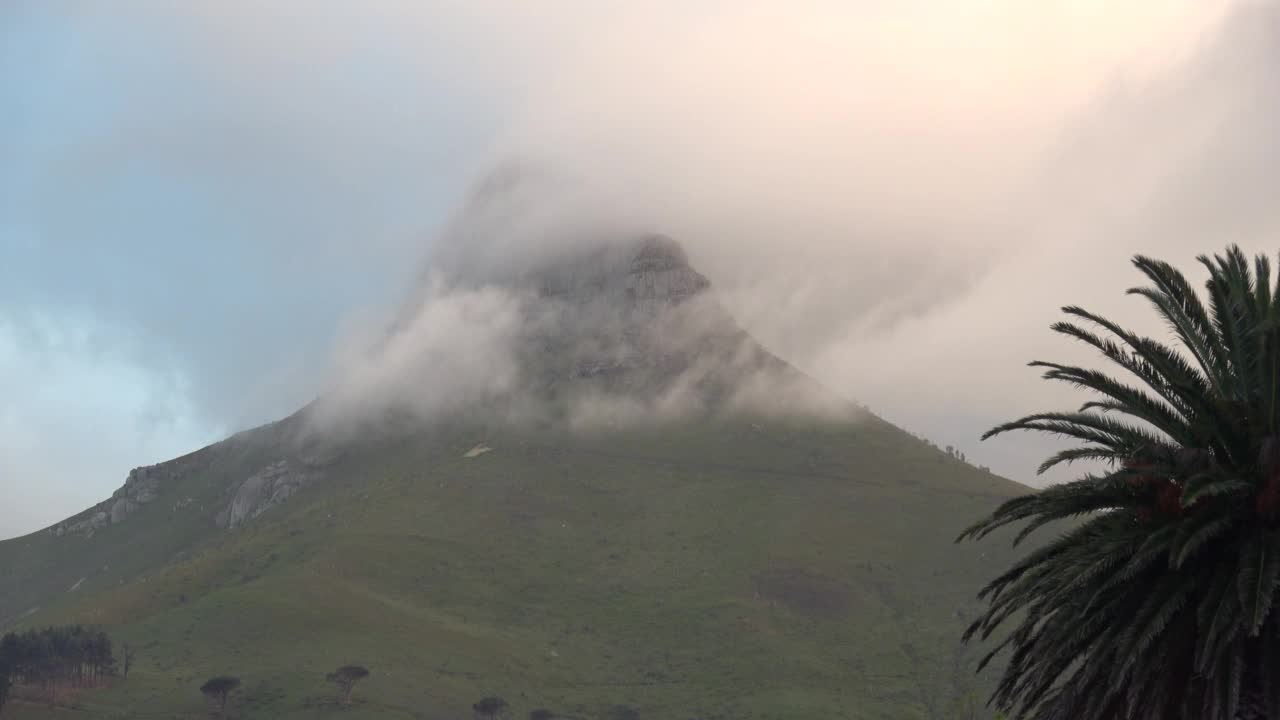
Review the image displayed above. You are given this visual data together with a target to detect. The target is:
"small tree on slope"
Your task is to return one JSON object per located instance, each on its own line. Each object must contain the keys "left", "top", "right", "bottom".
{"left": 960, "top": 246, "right": 1280, "bottom": 720}
{"left": 473, "top": 695, "right": 508, "bottom": 719}
{"left": 326, "top": 665, "right": 370, "bottom": 704}
{"left": 200, "top": 676, "right": 240, "bottom": 717}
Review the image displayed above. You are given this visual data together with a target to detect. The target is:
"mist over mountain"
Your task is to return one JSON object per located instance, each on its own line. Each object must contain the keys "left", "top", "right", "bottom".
{"left": 9, "top": 1, "right": 1280, "bottom": 538}
{"left": 0, "top": 164, "right": 1026, "bottom": 715}
{"left": 0, "top": 257, "right": 1022, "bottom": 720}
{"left": 5, "top": 3, "right": 1280, "bottom": 716}
{"left": 312, "top": 167, "right": 855, "bottom": 441}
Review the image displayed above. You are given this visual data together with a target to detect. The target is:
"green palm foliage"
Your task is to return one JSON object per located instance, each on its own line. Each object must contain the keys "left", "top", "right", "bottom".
{"left": 960, "top": 246, "right": 1280, "bottom": 720}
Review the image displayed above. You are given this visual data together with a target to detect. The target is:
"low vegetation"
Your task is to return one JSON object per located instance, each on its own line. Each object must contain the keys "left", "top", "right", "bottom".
{"left": 0, "top": 414, "right": 1021, "bottom": 719}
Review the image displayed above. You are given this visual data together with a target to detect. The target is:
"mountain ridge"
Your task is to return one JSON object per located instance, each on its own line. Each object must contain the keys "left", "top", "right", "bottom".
{"left": 0, "top": 232, "right": 1027, "bottom": 719}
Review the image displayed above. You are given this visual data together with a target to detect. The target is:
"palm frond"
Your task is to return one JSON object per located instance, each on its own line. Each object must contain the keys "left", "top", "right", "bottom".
{"left": 960, "top": 245, "right": 1280, "bottom": 720}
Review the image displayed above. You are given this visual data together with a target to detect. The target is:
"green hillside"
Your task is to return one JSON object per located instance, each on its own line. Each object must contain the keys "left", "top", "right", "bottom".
{"left": 0, "top": 411, "right": 1024, "bottom": 720}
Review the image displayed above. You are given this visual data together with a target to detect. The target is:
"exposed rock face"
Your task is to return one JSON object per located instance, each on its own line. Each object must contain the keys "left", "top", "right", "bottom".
{"left": 49, "top": 450, "right": 220, "bottom": 538}
{"left": 109, "top": 499, "right": 136, "bottom": 525}
{"left": 110, "top": 466, "right": 159, "bottom": 518}
{"left": 360, "top": 225, "right": 837, "bottom": 428}
{"left": 508, "top": 234, "right": 790, "bottom": 409}
{"left": 219, "top": 462, "right": 290, "bottom": 529}
{"left": 532, "top": 234, "right": 711, "bottom": 311}
{"left": 627, "top": 235, "right": 712, "bottom": 303}
{"left": 106, "top": 464, "right": 178, "bottom": 522}
{"left": 42, "top": 391, "right": 341, "bottom": 540}
{"left": 216, "top": 456, "right": 327, "bottom": 530}
{"left": 57, "top": 511, "right": 109, "bottom": 539}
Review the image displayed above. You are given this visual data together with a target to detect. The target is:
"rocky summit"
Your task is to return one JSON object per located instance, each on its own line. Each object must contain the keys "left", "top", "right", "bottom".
{"left": 513, "top": 234, "right": 793, "bottom": 404}
{"left": 530, "top": 233, "right": 711, "bottom": 311}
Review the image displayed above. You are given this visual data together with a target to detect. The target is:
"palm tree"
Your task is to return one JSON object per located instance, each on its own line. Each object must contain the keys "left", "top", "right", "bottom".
{"left": 960, "top": 246, "right": 1280, "bottom": 720}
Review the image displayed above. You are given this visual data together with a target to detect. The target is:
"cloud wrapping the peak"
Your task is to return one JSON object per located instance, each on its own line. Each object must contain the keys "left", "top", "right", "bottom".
{"left": 311, "top": 273, "right": 529, "bottom": 434}
{"left": 4, "top": 0, "right": 1277, "bottom": 536}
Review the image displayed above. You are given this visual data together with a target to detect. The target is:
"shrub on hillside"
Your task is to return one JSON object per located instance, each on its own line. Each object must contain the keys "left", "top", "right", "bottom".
{"left": 200, "top": 676, "right": 241, "bottom": 717}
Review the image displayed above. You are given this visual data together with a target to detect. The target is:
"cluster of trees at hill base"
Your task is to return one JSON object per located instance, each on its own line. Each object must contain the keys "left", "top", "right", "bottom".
{"left": 0, "top": 625, "right": 117, "bottom": 711}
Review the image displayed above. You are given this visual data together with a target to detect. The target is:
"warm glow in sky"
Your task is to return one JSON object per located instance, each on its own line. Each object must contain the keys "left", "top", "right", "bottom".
{"left": 1, "top": 0, "right": 1274, "bottom": 537}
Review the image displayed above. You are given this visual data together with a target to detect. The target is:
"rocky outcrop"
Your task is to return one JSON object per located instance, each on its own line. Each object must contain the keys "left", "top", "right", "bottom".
{"left": 216, "top": 458, "right": 323, "bottom": 530}
{"left": 108, "top": 466, "right": 160, "bottom": 521}
{"left": 55, "top": 510, "right": 109, "bottom": 538}
{"left": 50, "top": 454, "right": 210, "bottom": 538}
{"left": 510, "top": 234, "right": 787, "bottom": 406}
{"left": 623, "top": 235, "right": 712, "bottom": 309}
{"left": 532, "top": 234, "right": 711, "bottom": 313}
{"left": 41, "top": 398, "right": 339, "bottom": 542}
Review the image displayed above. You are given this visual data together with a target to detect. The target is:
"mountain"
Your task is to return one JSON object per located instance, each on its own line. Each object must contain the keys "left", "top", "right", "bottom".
{"left": 0, "top": 232, "right": 1025, "bottom": 720}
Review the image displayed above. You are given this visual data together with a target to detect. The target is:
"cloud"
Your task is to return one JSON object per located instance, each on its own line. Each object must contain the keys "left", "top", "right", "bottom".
{"left": 332, "top": 0, "right": 1269, "bottom": 484}
{"left": 307, "top": 272, "right": 529, "bottom": 436}
{"left": 309, "top": 219, "right": 859, "bottom": 437}
{"left": 4, "top": 0, "right": 1277, "bottom": 536}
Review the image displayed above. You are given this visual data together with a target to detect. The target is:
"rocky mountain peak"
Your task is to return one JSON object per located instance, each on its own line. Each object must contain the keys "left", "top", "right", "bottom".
{"left": 625, "top": 234, "right": 712, "bottom": 305}
{"left": 526, "top": 233, "right": 712, "bottom": 313}
{"left": 492, "top": 233, "right": 791, "bottom": 407}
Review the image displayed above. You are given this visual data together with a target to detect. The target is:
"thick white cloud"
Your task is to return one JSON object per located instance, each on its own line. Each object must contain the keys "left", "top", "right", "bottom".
{"left": 355, "top": 0, "right": 1269, "bottom": 483}
{"left": 311, "top": 272, "right": 528, "bottom": 433}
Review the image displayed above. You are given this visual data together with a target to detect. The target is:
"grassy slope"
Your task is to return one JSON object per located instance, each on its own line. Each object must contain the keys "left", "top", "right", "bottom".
{"left": 1, "top": 413, "right": 1024, "bottom": 720}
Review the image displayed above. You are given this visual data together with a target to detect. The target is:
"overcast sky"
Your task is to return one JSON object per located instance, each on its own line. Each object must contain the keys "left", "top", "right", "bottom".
{"left": 3, "top": 0, "right": 1278, "bottom": 539}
